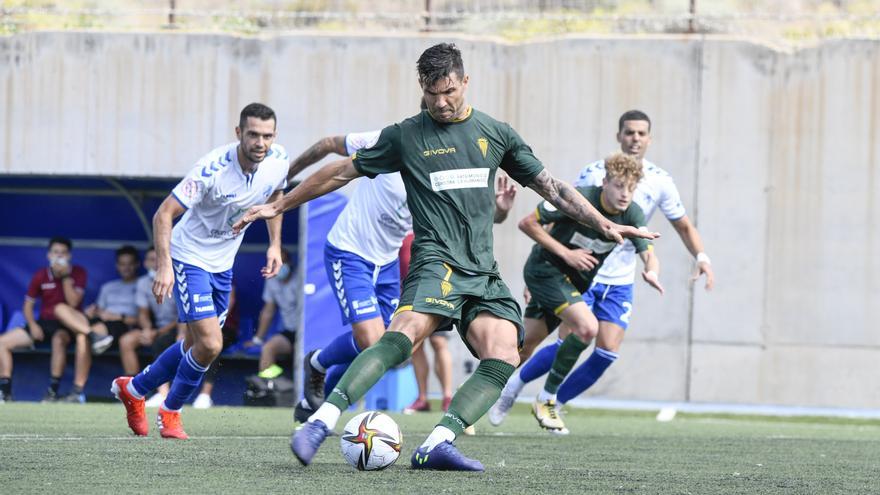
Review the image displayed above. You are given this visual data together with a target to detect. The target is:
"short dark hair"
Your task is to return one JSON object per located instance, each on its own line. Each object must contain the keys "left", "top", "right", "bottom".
{"left": 618, "top": 110, "right": 651, "bottom": 132}
{"left": 417, "top": 43, "right": 465, "bottom": 87}
{"left": 115, "top": 245, "right": 140, "bottom": 262}
{"left": 48, "top": 237, "right": 72, "bottom": 250}
{"left": 239, "top": 102, "right": 276, "bottom": 130}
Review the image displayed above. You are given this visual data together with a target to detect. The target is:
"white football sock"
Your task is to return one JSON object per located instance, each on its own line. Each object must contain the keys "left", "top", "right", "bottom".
{"left": 308, "top": 402, "right": 341, "bottom": 429}
{"left": 126, "top": 380, "right": 144, "bottom": 399}
{"left": 309, "top": 350, "right": 327, "bottom": 373}
{"left": 538, "top": 389, "right": 556, "bottom": 403}
{"left": 420, "top": 425, "right": 456, "bottom": 452}
{"left": 505, "top": 372, "right": 526, "bottom": 396}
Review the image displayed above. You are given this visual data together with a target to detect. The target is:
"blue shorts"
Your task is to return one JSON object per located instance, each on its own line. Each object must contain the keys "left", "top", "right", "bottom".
{"left": 582, "top": 282, "right": 634, "bottom": 330}
{"left": 324, "top": 242, "right": 400, "bottom": 327}
{"left": 172, "top": 259, "right": 233, "bottom": 326}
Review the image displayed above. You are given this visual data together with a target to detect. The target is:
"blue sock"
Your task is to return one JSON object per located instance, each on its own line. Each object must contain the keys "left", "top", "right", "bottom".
{"left": 163, "top": 349, "right": 211, "bottom": 411}
{"left": 316, "top": 331, "right": 361, "bottom": 369}
{"left": 519, "top": 339, "right": 562, "bottom": 383}
{"left": 323, "top": 363, "right": 351, "bottom": 398}
{"left": 131, "top": 341, "right": 185, "bottom": 397}
{"left": 557, "top": 347, "right": 619, "bottom": 404}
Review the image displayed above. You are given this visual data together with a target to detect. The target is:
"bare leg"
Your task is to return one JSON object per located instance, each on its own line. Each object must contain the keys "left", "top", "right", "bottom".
{"left": 0, "top": 329, "right": 34, "bottom": 378}
{"left": 72, "top": 333, "right": 91, "bottom": 388}
{"left": 259, "top": 335, "right": 292, "bottom": 372}
{"left": 51, "top": 330, "right": 70, "bottom": 379}
{"left": 429, "top": 335, "right": 453, "bottom": 400}
{"left": 411, "top": 343, "right": 430, "bottom": 402}
{"left": 118, "top": 330, "right": 141, "bottom": 376}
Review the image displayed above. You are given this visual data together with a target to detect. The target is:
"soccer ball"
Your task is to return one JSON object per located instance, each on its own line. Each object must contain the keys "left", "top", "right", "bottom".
{"left": 340, "top": 411, "right": 402, "bottom": 471}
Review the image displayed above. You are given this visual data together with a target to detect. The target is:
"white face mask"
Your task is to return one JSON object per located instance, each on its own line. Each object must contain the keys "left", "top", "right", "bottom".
{"left": 50, "top": 257, "right": 68, "bottom": 267}
{"left": 147, "top": 268, "right": 157, "bottom": 279}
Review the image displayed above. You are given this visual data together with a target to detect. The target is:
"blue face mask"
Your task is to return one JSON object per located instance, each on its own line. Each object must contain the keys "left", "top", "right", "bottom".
{"left": 277, "top": 263, "right": 291, "bottom": 280}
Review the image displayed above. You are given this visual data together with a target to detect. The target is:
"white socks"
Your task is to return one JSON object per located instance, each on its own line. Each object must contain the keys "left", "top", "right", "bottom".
{"left": 505, "top": 372, "right": 526, "bottom": 396}
{"left": 420, "top": 425, "right": 456, "bottom": 452}
{"left": 126, "top": 380, "right": 144, "bottom": 399}
{"left": 538, "top": 389, "right": 556, "bottom": 403}
{"left": 310, "top": 350, "right": 327, "bottom": 373}
{"left": 308, "top": 402, "right": 341, "bottom": 430}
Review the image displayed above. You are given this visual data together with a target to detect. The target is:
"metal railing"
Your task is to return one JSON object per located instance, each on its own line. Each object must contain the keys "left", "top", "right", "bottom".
{"left": 3, "top": 2, "right": 880, "bottom": 42}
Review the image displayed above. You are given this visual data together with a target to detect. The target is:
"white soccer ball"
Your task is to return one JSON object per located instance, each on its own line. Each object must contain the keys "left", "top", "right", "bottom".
{"left": 340, "top": 411, "right": 402, "bottom": 471}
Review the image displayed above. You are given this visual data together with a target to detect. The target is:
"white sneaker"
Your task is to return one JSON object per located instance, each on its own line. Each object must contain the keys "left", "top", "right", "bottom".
{"left": 192, "top": 393, "right": 213, "bottom": 409}
{"left": 144, "top": 394, "right": 166, "bottom": 408}
{"left": 488, "top": 393, "right": 516, "bottom": 426}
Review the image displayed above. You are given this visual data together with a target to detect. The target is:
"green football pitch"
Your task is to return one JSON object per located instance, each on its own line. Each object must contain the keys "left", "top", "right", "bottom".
{"left": 1, "top": 402, "right": 878, "bottom": 494}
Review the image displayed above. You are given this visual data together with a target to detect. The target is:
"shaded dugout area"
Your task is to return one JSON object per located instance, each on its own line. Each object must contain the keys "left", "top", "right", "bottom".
{"left": 0, "top": 175, "right": 348, "bottom": 404}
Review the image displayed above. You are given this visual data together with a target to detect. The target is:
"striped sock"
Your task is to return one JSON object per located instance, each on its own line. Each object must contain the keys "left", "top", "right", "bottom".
{"left": 163, "top": 349, "right": 211, "bottom": 411}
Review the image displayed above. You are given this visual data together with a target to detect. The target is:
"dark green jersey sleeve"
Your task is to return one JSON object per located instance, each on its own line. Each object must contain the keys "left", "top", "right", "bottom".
{"left": 351, "top": 124, "right": 402, "bottom": 178}
{"left": 624, "top": 203, "right": 651, "bottom": 253}
{"left": 534, "top": 199, "right": 568, "bottom": 225}
{"left": 500, "top": 124, "right": 544, "bottom": 187}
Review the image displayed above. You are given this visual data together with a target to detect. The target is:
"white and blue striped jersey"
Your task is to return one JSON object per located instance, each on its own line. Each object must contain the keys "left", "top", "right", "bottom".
{"left": 170, "top": 142, "right": 289, "bottom": 273}
{"left": 575, "top": 158, "right": 686, "bottom": 285}
{"left": 325, "top": 131, "right": 412, "bottom": 266}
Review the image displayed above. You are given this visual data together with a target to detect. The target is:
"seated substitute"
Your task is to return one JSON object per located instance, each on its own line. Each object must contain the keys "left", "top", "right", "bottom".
{"left": 0, "top": 237, "right": 96, "bottom": 403}
{"left": 52, "top": 245, "right": 141, "bottom": 402}
{"left": 245, "top": 248, "right": 299, "bottom": 379}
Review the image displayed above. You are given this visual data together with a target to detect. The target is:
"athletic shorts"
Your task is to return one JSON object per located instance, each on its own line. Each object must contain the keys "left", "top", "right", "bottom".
{"left": 324, "top": 242, "right": 400, "bottom": 327}
{"left": 279, "top": 330, "right": 297, "bottom": 346}
{"left": 582, "top": 282, "right": 634, "bottom": 330}
{"left": 171, "top": 259, "right": 232, "bottom": 326}
{"left": 523, "top": 261, "right": 586, "bottom": 333}
{"left": 25, "top": 318, "right": 69, "bottom": 342}
{"left": 88, "top": 317, "right": 132, "bottom": 340}
{"left": 395, "top": 259, "right": 523, "bottom": 357}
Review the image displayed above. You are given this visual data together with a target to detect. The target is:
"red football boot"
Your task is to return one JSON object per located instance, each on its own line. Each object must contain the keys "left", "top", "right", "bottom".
{"left": 111, "top": 376, "right": 148, "bottom": 436}
{"left": 157, "top": 407, "right": 189, "bottom": 440}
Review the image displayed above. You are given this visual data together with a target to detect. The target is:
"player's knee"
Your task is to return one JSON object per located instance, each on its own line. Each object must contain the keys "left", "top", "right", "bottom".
{"left": 573, "top": 322, "right": 599, "bottom": 342}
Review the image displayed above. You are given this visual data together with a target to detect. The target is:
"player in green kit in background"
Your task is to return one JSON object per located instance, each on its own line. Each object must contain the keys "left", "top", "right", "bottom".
{"left": 519, "top": 152, "right": 664, "bottom": 433}
{"left": 234, "top": 43, "right": 657, "bottom": 471}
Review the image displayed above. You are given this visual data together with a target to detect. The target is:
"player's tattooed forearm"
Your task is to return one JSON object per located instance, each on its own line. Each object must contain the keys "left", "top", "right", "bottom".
{"left": 528, "top": 169, "right": 603, "bottom": 230}
{"left": 288, "top": 136, "right": 346, "bottom": 180}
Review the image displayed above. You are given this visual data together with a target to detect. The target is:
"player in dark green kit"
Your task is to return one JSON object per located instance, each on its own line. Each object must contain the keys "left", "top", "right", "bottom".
{"left": 518, "top": 152, "right": 664, "bottom": 433}
{"left": 234, "top": 43, "right": 657, "bottom": 471}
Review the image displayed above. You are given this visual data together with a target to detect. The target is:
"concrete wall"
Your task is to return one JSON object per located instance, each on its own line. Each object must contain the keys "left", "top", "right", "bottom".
{"left": 2, "top": 32, "right": 878, "bottom": 409}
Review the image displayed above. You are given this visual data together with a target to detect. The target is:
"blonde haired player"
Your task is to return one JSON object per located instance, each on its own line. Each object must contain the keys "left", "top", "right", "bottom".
{"left": 516, "top": 152, "right": 664, "bottom": 433}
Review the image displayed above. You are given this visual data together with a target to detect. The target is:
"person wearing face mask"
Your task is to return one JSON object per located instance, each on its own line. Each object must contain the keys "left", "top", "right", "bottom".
{"left": 245, "top": 248, "right": 299, "bottom": 379}
{"left": 118, "top": 246, "right": 185, "bottom": 407}
{"left": 0, "top": 237, "right": 91, "bottom": 404}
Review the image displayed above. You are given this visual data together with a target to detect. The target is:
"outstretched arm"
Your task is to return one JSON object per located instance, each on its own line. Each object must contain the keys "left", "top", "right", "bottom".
{"left": 638, "top": 248, "right": 664, "bottom": 294}
{"left": 287, "top": 135, "right": 347, "bottom": 181}
{"left": 527, "top": 169, "right": 658, "bottom": 244}
{"left": 233, "top": 157, "right": 362, "bottom": 233}
{"left": 670, "top": 215, "right": 714, "bottom": 290}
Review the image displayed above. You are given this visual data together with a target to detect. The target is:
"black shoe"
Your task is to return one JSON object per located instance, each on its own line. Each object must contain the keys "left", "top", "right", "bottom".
{"left": 61, "top": 391, "right": 86, "bottom": 404}
{"left": 294, "top": 399, "right": 314, "bottom": 423}
{"left": 41, "top": 389, "right": 59, "bottom": 403}
{"left": 302, "top": 350, "right": 326, "bottom": 410}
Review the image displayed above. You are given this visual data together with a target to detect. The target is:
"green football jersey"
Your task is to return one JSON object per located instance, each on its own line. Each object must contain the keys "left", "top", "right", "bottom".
{"left": 352, "top": 108, "right": 544, "bottom": 276}
{"left": 525, "top": 185, "right": 650, "bottom": 292}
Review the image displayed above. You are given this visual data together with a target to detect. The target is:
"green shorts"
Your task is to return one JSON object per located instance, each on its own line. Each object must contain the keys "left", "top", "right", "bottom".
{"left": 523, "top": 260, "right": 585, "bottom": 333}
{"left": 396, "top": 260, "right": 524, "bottom": 357}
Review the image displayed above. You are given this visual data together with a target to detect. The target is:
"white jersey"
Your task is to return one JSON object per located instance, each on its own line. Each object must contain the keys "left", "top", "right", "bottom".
{"left": 575, "top": 158, "right": 686, "bottom": 285}
{"left": 170, "top": 142, "right": 289, "bottom": 272}
{"left": 326, "top": 131, "right": 412, "bottom": 266}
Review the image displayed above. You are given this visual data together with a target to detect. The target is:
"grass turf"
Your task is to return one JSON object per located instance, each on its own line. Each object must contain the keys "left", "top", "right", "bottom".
{"left": 1, "top": 401, "right": 878, "bottom": 494}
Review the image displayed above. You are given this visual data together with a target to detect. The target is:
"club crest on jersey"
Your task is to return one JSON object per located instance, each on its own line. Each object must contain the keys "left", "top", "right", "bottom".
{"left": 477, "top": 137, "right": 488, "bottom": 158}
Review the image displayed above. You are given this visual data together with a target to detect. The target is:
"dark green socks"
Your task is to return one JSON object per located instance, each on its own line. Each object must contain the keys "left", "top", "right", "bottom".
{"left": 439, "top": 358, "right": 515, "bottom": 435}
{"left": 544, "top": 333, "right": 589, "bottom": 394}
{"left": 326, "top": 331, "right": 413, "bottom": 410}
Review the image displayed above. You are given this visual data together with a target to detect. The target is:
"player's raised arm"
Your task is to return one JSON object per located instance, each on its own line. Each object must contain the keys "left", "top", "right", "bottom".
{"left": 286, "top": 135, "right": 347, "bottom": 181}
{"left": 233, "top": 156, "right": 362, "bottom": 233}
{"left": 526, "top": 169, "right": 658, "bottom": 244}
